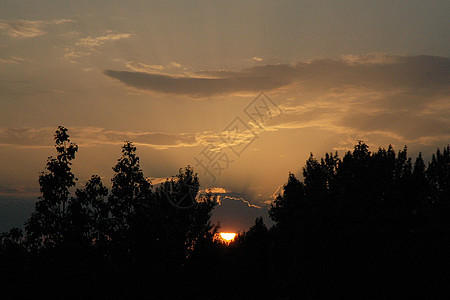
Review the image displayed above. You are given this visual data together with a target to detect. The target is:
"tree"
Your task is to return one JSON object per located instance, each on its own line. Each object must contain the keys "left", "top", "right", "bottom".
{"left": 67, "top": 175, "right": 109, "bottom": 249}
{"left": 107, "top": 142, "right": 153, "bottom": 258}
{"left": 25, "top": 126, "right": 78, "bottom": 250}
{"left": 269, "top": 172, "right": 304, "bottom": 229}
{"left": 154, "top": 166, "right": 218, "bottom": 267}
{"left": 0, "top": 228, "right": 24, "bottom": 257}
{"left": 240, "top": 217, "right": 269, "bottom": 249}
{"left": 427, "top": 146, "right": 450, "bottom": 204}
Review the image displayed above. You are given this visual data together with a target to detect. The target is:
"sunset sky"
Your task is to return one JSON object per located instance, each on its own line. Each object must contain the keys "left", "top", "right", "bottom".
{"left": 1, "top": 1, "right": 449, "bottom": 232}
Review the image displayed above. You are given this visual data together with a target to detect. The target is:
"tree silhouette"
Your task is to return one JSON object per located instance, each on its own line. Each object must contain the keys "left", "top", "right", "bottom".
{"left": 107, "top": 142, "right": 153, "bottom": 260}
{"left": 151, "top": 167, "right": 218, "bottom": 274}
{"left": 267, "top": 142, "right": 450, "bottom": 298}
{"left": 25, "top": 126, "right": 78, "bottom": 250}
{"left": 68, "top": 175, "right": 109, "bottom": 250}
{"left": 2, "top": 128, "right": 449, "bottom": 298}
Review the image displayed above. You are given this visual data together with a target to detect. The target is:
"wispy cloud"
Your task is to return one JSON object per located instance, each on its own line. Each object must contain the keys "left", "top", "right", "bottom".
{"left": 0, "top": 57, "right": 25, "bottom": 64}
{"left": 147, "top": 177, "right": 170, "bottom": 185}
{"left": 200, "top": 187, "right": 230, "bottom": 194}
{"left": 126, "top": 61, "right": 166, "bottom": 73}
{"left": 71, "top": 127, "right": 198, "bottom": 149}
{"left": 76, "top": 33, "right": 133, "bottom": 48}
{"left": 261, "top": 97, "right": 450, "bottom": 147}
{"left": 211, "top": 194, "right": 268, "bottom": 232}
{"left": 125, "top": 60, "right": 185, "bottom": 76}
{"left": 198, "top": 186, "right": 262, "bottom": 209}
{"left": 0, "top": 125, "right": 261, "bottom": 152}
{"left": 0, "top": 127, "right": 55, "bottom": 148}
{"left": 222, "top": 196, "right": 261, "bottom": 209}
{"left": 0, "top": 20, "right": 45, "bottom": 38}
{"left": 64, "top": 32, "right": 133, "bottom": 60}
{"left": 0, "top": 126, "right": 209, "bottom": 150}
{"left": 0, "top": 19, "right": 75, "bottom": 38}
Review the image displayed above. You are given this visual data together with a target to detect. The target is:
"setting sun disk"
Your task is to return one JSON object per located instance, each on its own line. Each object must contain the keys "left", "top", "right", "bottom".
{"left": 220, "top": 232, "right": 236, "bottom": 241}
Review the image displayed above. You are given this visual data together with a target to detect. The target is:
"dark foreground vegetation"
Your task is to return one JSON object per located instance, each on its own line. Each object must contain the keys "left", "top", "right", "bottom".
{"left": 1, "top": 127, "right": 449, "bottom": 298}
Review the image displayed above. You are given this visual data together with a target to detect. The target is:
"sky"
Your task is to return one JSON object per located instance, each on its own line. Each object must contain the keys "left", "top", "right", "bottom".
{"left": 0, "top": 0, "right": 449, "bottom": 232}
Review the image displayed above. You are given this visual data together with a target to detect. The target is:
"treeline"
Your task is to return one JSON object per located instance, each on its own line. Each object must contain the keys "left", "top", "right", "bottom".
{"left": 1, "top": 127, "right": 449, "bottom": 298}
{"left": 0, "top": 127, "right": 218, "bottom": 298}
{"left": 265, "top": 141, "right": 450, "bottom": 298}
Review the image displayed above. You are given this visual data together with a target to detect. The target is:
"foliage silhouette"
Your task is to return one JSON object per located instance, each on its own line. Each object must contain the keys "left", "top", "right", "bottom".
{"left": 25, "top": 126, "right": 78, "bottom": 251}
{"left": 1, "top": 128, "right": 449, "bottom": 298}
{"left": 267, "top": 141, "right": 450, "bottom": 298}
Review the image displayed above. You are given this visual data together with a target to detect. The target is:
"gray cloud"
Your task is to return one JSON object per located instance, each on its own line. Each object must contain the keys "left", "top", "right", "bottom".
{"left": 246, "top": 55, "right": 449, "bottom": 145}
{"left": 341, "top": 112, "right": 450, "bottom": 139}
{"left": 104, "top": 70, "right": 290, "bottom": 97}
{"left": 104, "top": 54, "right": 449, "bottom": 97}
{"left": 101, "top": 55, "right": 449, "bottom": 147}
{"left": 292, "top": 55, "right": 448, "bottom": 92}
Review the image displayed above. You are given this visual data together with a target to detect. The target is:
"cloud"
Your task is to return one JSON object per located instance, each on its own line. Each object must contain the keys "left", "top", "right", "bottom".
{"left": 0, "top": 125, "right": 264, "bottom": 153}
{"left": 0, "top": 126, "right": 201, "bottom": 150}
{"left": 262, "top": 97, "right": 450, "bottom": 147}
{"left": 211, "top": 195, "right": 270, "bottom": 232}
{"left": 0, "top": 57, "right": 25, "bottom": 64}
{"left": 147, "top": 177, "right": 170, "bottom": 185}
{"left": 0, "top": 127, "right": 55, "bottom": 148}
{"left": 206, "top": 190, "right": 260, "bottom": 208}
{"left": 339, "top": 112, "right": 450, "bottom": 141}
{"left": 104, "top": 70, "right": 290, "bottom": 97}
{"left": 200, "top": 187, "right": 230, "bottom": 194}
{"left": 70, "top": 127, "right": 199, "bottom": 150}
{"left": 103, "top": 55, "right": 448, "bottom": 147}
{"left": 0, "top": 125, "right": 261, "bottom": 153}
{"left": 168, "top": 62, "right": 182, "bottom": 68}
{"left": 75, "top": 33, "right": 133, "bottom": 49}
{"left": 64, "top": 32, "right": 133, "bottom": 60}
{"left": 252, "top": 56, "right": 263, "bottom": 62}
{"left": 0, "top": 58, "right": 16, "bottom": 64}
{"left": 270, "top": 185, "right": 284, "bottom": 202}
{"left": 242, "top": 54, "right": 448, "bottom": 147}
{"left": 202, "top": 186, "right": 275, "bottom": 231}
{"left": 104, "top": 54, "right": 448, "bottom": 98}
{"left": 125, "top": 61, "right": 186, "bottom": 76}
{"left": 0, "top": 20, "right": 45, "bottom": 38}
{"left": 0, "top": 19, "right": 74, "bottom": 38}
{"left": 126, "top": 62, "right": 166, "bottom": 73}
{"left": 221, "top": 196, "right": 261, "bottom": 209}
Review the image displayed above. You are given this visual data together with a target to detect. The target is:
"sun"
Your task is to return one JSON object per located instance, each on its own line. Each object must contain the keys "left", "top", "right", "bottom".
{"left": 219, "top": 232, "right": 236, "bottom": 242}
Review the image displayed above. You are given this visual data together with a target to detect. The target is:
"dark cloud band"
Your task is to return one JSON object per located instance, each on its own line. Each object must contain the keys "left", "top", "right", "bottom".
{"left": 104, "top": 55, "right": 449, "bottom": 97}
{"left": 104, "top": 70, "right": 290, "bottom": 97}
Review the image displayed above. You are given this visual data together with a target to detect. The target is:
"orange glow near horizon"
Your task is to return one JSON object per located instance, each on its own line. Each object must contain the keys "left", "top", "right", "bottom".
{"left": 220, "top": 232, "right": 236, "bottom": 242}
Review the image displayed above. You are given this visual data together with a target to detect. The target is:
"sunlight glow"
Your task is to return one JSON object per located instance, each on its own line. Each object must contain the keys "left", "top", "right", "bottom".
{"left": 220, "top": 232, "right": 236, "bottom": 242}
